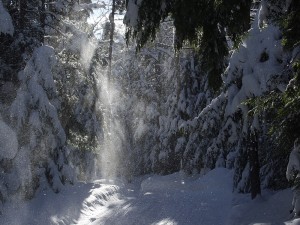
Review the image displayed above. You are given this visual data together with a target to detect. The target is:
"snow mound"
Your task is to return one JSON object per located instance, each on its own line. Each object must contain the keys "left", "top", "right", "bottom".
{"left": 141, "top": 172, "right": 188, "bottom": 192}
{"left": 192, "top": 167, "right": 233, "bottom": 189}
{"left": 0, "top": 182, "right": 119, "bottom": 225}
{"left": 141, "top": 168, "right": 233, "bottom": 193}
{"left": 0, "top": 120, "right": 18, "bottom": 159}
{"left": 1, "top": 168, "right": 296, "bottom": 225}
{"left": 229, "top": 189, "right": 293, "bottom": 225}
{"left": 287, "top": 142, "right": 300, "bottom": 181}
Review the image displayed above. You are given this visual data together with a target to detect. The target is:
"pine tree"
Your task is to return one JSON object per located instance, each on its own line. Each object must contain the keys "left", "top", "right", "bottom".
{"left": 10, "top": 46, "right": 75, "bottom": 196}
{"left": 250, "top": 0, "right": 300, "bottom": 157}
{"left": 0, "top": 0, "right": 104, "bottom": 200}
{"left": 47, "top": 0, "right": 103, "bottom": 180}
{"left": 124, "top": 0, "right": 252, "bottom": 91}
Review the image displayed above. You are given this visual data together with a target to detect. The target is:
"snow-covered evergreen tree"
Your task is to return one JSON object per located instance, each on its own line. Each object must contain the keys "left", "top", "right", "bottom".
{"left": 120, "top": 0, "right": 295, "bottom": 197}
{"left": 287, "top": 139, "right": 300, "bottom": 217}
{"left": 0, "top": 0, "right": 14, "bottom": 36}
{"left": 0, "top": 0, "right": 105, "bottom": 202}
{"left": 10, "top": 46, "right": 75, "bottom": 196}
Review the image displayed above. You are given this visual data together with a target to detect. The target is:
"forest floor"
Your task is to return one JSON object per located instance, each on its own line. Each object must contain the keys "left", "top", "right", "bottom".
{"left": 0, "top": 168, "right": 297, "bottom": 225}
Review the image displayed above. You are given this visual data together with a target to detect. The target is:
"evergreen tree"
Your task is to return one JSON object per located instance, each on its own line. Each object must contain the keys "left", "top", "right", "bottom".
{"left": 10, "top": 46, "right": 75, "bottom": 195}
{"left": 46, "top": 0, "right": 103, "bottom": 180}
{"left": 0, "top": 0, "right": 104, "bottom": 201}
{"left": 124, "top": 0, "right": 252, "bottom": 90}
{"left": 249, "top": 0, "right": 300, "bottom": 161}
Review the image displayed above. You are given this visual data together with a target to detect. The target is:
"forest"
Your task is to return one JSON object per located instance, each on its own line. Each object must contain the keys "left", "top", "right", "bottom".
{"left": 0, "top": 0, "right": 300, "bottom": 224}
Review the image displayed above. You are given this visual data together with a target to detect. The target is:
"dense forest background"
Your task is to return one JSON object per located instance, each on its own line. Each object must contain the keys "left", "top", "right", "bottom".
{"left": 0, "top": 0, "right": 300, "bottom": 214}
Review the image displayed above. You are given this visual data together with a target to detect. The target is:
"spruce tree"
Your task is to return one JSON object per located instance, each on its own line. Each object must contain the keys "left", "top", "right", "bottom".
{"left": 124, "top": 0, "right": 252, "bottom": 91}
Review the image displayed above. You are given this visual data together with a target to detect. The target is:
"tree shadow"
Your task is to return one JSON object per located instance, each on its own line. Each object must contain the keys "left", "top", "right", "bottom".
{"left": 1, "top": 182, "right": 108, "bottom": 225}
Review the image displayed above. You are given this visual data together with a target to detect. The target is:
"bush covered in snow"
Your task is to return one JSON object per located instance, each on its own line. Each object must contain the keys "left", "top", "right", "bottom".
{"left": 287, "top": 139, "right": 300, "bottom": 217}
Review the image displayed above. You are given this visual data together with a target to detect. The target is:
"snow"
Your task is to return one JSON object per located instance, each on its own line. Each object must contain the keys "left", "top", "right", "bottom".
{"left": 1, "top": 167, "right": 297, "bottom": 225}
{"left": 0, "top": 181, "right": 120, "bottom": 225}
{"left": 286, "top": 142, "right": 300, "bottom": 181}
{"left": 0, "top": 120, "right": 18, "bottom": 159}
{"left": 0, "top": 0, "right": 14, "bottom": 35}
{"left": 14, "top": 146, "right": 32, "bottom": 190}
{"left": 73, "top": 2, "right": 106, "bottom": 12}
{"left": 224, "top": 22, "right": 285, "bottom": 116}
{"left": 123, "top": 0, "right": 143, "bottom": 28}
{"left": 11, "top": 46, "right": 66, "bottom": 144}
{"left": 258, "top": 0, "right": 268, "bottom": 28}
{"left": 229, "top": 189, "right": 293, "bottom": 225}
{"left": 286, "top": 140, "right": 300, "bottom": 217}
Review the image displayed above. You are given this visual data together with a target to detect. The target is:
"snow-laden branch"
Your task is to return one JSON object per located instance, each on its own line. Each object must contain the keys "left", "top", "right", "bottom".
{"left": 0, "top": 0, "right": 14, "bottom": 35}
{"left": 287, "top": 140, "right": 300, "bottom": 181}
{"left": 73, "top": 2, "right": 106, "bottom": 12}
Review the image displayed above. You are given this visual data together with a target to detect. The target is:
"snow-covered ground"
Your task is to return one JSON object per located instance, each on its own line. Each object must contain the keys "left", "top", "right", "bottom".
{"left": 0, "top": 168, "right": 296, "bottom": 225}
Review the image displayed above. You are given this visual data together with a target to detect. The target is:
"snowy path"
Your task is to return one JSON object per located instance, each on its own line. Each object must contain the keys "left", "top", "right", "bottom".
{"left": 1, "top": 168, "right": 295, "bottom": 225}
{"left": 93, "top": 169, "right": 232, "bottom": 225}
{"left": 75, "top": 168, "right": 234, "bottom": 225}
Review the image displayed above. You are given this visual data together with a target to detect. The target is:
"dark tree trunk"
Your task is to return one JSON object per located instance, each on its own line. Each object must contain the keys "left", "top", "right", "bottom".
{"left": 39, "top": 0, "right": 46, "bottom": 43}
{"left": 248, "top": 128, "right": 261, "bottom": 199}
{"left": 19, "top": 0, "right": 27, "bottom": 28}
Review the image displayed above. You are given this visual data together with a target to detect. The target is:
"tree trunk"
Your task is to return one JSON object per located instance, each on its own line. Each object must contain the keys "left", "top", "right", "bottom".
{"left": 39, "top": 0, "right": 46, "bottom": 43}
{"left": 248, "top": 128, "right": 261, "bottom": 199}
{"left": 19, "top": 0, "right": 27, "bottom": 28}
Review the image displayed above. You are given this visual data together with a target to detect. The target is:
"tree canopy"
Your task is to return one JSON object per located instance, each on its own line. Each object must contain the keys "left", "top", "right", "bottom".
{"left": 124, "top": 0, "right": 252, "bottom": 90}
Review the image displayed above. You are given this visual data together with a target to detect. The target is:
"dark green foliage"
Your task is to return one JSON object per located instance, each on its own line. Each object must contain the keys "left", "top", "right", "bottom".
{"left": 200, "top": 25, "right": 227, "bottom": 91}
{"left": 247, "top": 63, "right": 300, "bottom": 161}
{"left": 172, "top": 0, "right": 208, "bottom": 50}
{"left": 217, "top": 0, "right": 251, "bottom": 44}
{"left": 0, "top": 0, "right": 44, "bottom": 83}
{"left": 126, "top": 0, "right": 171, "bottom": 49}
{"left": 249, "top": 0, "right": 300, "bottom": 154}
{"left": 281, "top": 0, "right": 300, "bottom": 50}
{"left": 125, "top": 0, "right": 252, "bottom": 91}
{"left": 243, "top": 1, "right": 300, "bottom": 191}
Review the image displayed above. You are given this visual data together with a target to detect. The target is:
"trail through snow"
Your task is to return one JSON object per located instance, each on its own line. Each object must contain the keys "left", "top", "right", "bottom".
{"left": 0, "top": 168, "right": 295, "bottom": 225}
{"left": 91, "top": 168, "right": 233, "bottom": 225}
